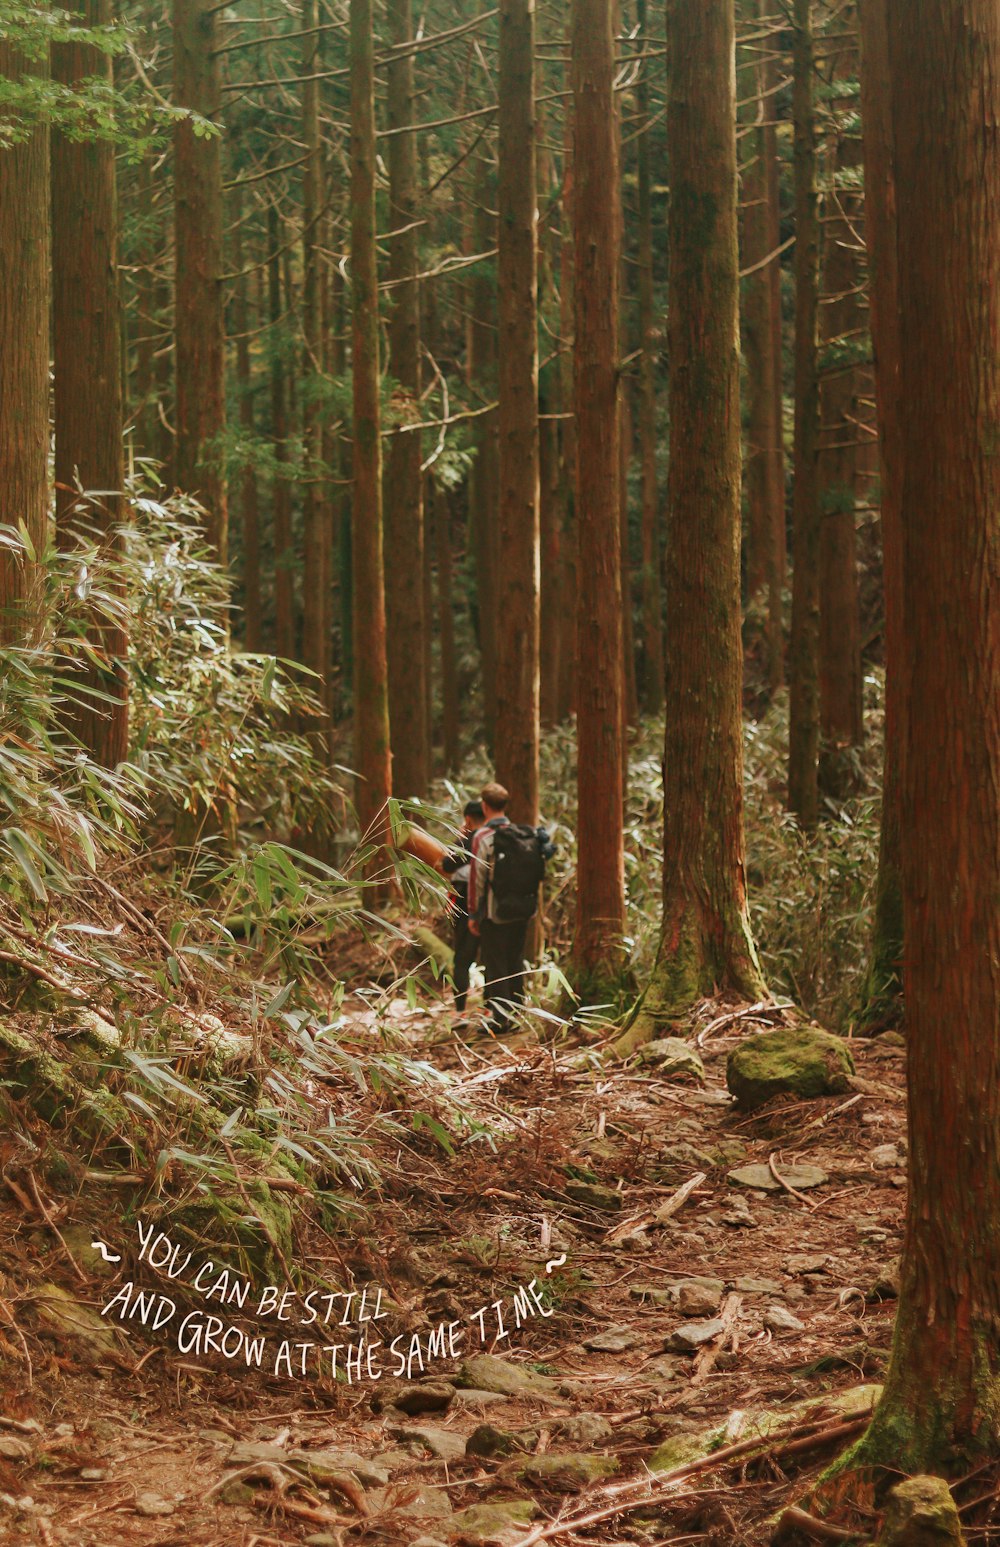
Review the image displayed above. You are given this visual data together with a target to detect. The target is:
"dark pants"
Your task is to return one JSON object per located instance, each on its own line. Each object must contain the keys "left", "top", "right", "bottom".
{"left": 452, "top": 912, "right": 478, "bottom": 1011}
{"left": 479, "top": 918, "right": 529, "bottom": 1031}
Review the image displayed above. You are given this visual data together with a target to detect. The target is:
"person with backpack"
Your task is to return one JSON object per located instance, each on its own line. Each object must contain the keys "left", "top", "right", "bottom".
{"left": 467, "top": 781, "right": 552, "bottom": 1035}
{"left": 440, "top": 800, "right": 484, "bottom": 1024}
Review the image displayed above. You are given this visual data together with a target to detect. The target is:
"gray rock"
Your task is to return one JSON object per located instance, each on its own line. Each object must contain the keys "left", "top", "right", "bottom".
{"left": 629, "top": 1284, "right": 673, "bottom": 1307}
{"left": 227, "top": 1441, "right": 289, "bottom": 1467}
{"left": 565, "top": 1180, "right": 623, "bottom": 1212}
{"left": 456, "top": 1354, "right": 564, "bottom": 1402}
{"left": 677, "top": 1282, "right": 720, "bottom": 1317}
{"left": 667, "top": 1318, "right": 725, "bottom": 1352}
{"left": 386, "top": 1424, "right": 467, "bottom": 1463}
{"left": 733, "top": 1276, "right": 782, "bottom": 1295}
{"left": 392, "top": 1381, "right": 456, "bottom": 1416}
{"left": 555, "top": 1414, "right": 614, "bottom": 1447}
{"left": 294, "top": 1448, "right": 390, "bottom": 1489}
{"left": 765, "top": 1304, "right": 805, "bottom": 1334}
{"left": 726, "top": 1025, "right": 855, "bottom": 1109}
{"left": 721, "top": 1194, "right": 757, "bottom": 1227}
{"left": 879, "top": 1475, "right": 964, "bottom": 1546}
{"left": 450, "top": 1500, "right": 540, "bottom": 1546}
{"left": 728, "top": 1162, "right": 828, "bottom": 1192}
{"left": 0, "top": 1438, "right": 31, "bottom": 1462}
{"left": 465, "top": 1424, "right": 532, "bottom": 1459}
{"left": 583, "top": 1326, "right": 639, "bottom": 1353}
{"left": 452, "top": 1387, "right": 511, "bottom": 1408}
{"left": 637, "top": 1038, "right": 705, "bottom": 1081}
{"left": 871, "top": 1143, "right": 902, "bottom": 1169}
{"left": 517, "top": 1452, "right": 618, "bottom": 1491}
{"left": 786, "top": 1253, "right": 830, "bottom": 1275}
{"left": 134, "top": 1493, "right": 176, "bottom": 1517}
{"left": 871, "top": 1257, "right": 902, "bottom": 1300}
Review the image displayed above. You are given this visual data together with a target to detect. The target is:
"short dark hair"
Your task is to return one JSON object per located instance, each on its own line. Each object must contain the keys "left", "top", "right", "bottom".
{"left": 480, "top": 781, "right": 509, "bottom": 811}
{"left": 464, "top": 800, "right": 484, "bottom": 820}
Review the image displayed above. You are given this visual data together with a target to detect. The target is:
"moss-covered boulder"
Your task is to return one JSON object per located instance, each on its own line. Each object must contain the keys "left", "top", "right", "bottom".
{"left": 636, "top": 1038, "right": 705, "bottom": 1081}
{"left": 450, "top": 1499, "right": 541, "bottom": 1546}
{"left": 726, "top": 1025, "right": 855, "bottom": 1109}
{"left": 517, "top": 1452, "right": 618, "bottom": 1491}
{"left": 879, "top": 1476, "right": 965, "bottom": 1546}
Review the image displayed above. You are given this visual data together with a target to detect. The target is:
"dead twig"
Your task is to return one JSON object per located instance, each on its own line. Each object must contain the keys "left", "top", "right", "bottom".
{"left": 768, "top": 1152, "right": 820, "bottom": 1210}
{"left": 773, "top": 1504, "right": 858, "bottom": 1542}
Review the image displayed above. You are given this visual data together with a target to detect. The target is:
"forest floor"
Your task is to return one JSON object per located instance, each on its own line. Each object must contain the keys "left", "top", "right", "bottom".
{"left": 0, "top": 937, "right": 920, "bottom": 1547}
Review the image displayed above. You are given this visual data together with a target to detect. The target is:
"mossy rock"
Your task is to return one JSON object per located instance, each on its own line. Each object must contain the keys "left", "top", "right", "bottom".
{"left": 170, "top": 1180, "right": 294, "bottom": 1283}
{"left": 0, "top": 1018, "right": 135, "bottom": 1152}
{"left": 636, "top": 1038, "right": 705, "bottom": 1082}
{"left": 879, "top": 1476, "right": 965, "bottom": 1546}
{"left": 726, "top": 1024, "right": 855, "bottom": 1109}
{"left": 31, "top": 1283, "right": 122, "bottom": 1362}
{"left": 517, "top": 1452, "right": 618, "bottom": 1491}
{"left": 450, "top": 1499, "right": 541, "bottom": 1546}
{"left": 455, "top": 1354, "right": 564, "bottom": 1402}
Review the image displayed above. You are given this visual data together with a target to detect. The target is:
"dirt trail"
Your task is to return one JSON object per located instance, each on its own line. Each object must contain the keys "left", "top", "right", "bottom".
{"left": 0, "top": 992, "right": 908, "bottom": 1547}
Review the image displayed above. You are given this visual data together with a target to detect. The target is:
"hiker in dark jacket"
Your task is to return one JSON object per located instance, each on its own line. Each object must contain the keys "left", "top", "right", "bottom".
{"left": 468, "top": 781, "right": 548, "bottom": 1035}
{"left": 441, "top": 800, "right": 484, "bottom": 1023}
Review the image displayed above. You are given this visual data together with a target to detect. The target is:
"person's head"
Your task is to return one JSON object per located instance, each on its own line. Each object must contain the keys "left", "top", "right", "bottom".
{"left": 480, "top": 781, "right": 509, "bottom": 819}
{"left": 461, "top": 799, "right": 484, "bottom": 834}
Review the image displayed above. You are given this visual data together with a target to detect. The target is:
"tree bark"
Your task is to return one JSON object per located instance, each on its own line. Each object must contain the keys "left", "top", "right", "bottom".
{"left": 624, "top": 0, "right": 765, "bottom": 1044}
{"left": 173, "top": 0, "right": 227, "bottom": 562}
{"left": 818, "top": 12, "right": 864, "bottom": 798}
{"left": 787, "top": 0, "right": 822, "bottom": 830}
{"left": 51, "top": 0, "right": 128, "bottom": 764}
{"left": 857, "top": 0, "right": 903, "bottom": 1030}
{"left": 301, "top": 0, "right": 331, "bottom": 754}
{"left": 350, "top": 0, "right": 392, "bottom": 846}
{"left": 495, "top": 0, "right": 540, "bottom": 825}
{"left": 556, "top": 67, "right": 578, "bottom": 723}
{"left": 0, "top": 40, "right": 49, "bottom": 642}
{"left": 837, "top": 0, "right": 1000, "bottom": 1475}
{"left": 571, "top": 0, "right": 627, "bottom": 991}
{"left": 636, "top": 0, "right": 664, "bottom": 717}
{"left": 384, "top": 0, "right": 429, "bottom": 799}
{"left": 268, "top": 206, "right": 295, "bottom": 661}
{"left": 468, "top": 153, "right": 499, "bottom": 744}
{"left": 232, "top": 205, "right": 261, "bottom": 652}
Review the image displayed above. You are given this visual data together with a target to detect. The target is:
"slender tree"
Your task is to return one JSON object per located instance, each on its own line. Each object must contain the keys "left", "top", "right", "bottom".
{"left": 556, "top": 72, "right": 578, "bottom": 723}
{"left": 494, "top": 0, "right": 540, "bottom": 825}
{"left": 857, "top": 0, "right": 903, "bottom": 1028}
{"left": 0, "top": 38, "right": 50, "bottom": 641}
{"left": 349, "top": 0, "right": 392, "bottom": 844}
{"left": 636, "top": 0, "right": 663, "bottom": 716}
{"left": 787, "top": 0, "right": 822, "bottom": 828}
{"left": 232, "top": 208, "right": 261, "bottom": 651}
{"left": 51, "top": 0, "right": 128, "bottom": 764}
{"left": 468, "top": 152, "right": 500, "bottom": 741}
{"left": 624, "top": 0, "right": 765, "bottom": 1044}
{"left": 827, "top": 0, "right": 1000, "bottom": 1480}
{"left": 268, "top": 208, "right": 295, "bottom": 661}
{"left": 384, "top": 0, "right": 429, "bottom": 799}
{"left": 571, "top": 0, "right": 626, "bottom": 991}
{"left": 818, "top": 14, "right": 864, "bottom": 796}
{"left": 173, "top": 0, "right": 227, "bottom": 561}
{"left": 301, "top": 0, "right": 331, "bottom": 750}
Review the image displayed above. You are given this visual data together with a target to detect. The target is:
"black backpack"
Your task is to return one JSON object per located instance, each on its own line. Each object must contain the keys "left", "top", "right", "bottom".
{"left": 489, "top": 823, "right": 546, "bottom": 923}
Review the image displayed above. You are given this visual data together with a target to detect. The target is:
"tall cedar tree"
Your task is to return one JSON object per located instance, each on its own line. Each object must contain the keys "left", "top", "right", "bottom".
{"left": 349, "top": 0, "right": 392, "bottom": 845}
{"left": 232, "top": 207, "right": 261, "bottom": 651}
{"left": 570, "top": 0, "right": 627, "bottom": 990}
{"left": 817, "top": 14, "right": 864, "bottom": 796}
{"left": 556, "top": 71, "right": 578, "bottom": 722}
{"left": 636, "top": 0, "right": 664, "bottom": 716}
{"left": 0, "top": 40, "right": 49, "bottom": 639}
{"left": 787, "top": 0, "right": 821, "bottom": 828}
{"left": 623, "top": 0, "right": 765, "bottom": 1045}
{"left": 268, "top": 207, "right": 295, "bottom": 661}
{"left": 495, "top": 0, "right": 540, "bottom": 824}
{"left": 384, "top": 0, "right": 429, "bottom": 799}
{"left": 52, "top": 0, "right": 128, "bottom": 766}
{"left": 468, "top": 151, "right": 499, "bottom": 742}
{"left": 301, "top": 0, "right": 330, "bottom": 753}
{"left": 857, "top": 0, "right": 904, "bottom": 1028}
{"left": 173, "top": 0, "right": 227, "bottom": 562}
{"left": 826, "top": 0, "right": 1000, "bottom": 1475}
{"left": 740, "top": 0, "right": 784, "bottom": 695}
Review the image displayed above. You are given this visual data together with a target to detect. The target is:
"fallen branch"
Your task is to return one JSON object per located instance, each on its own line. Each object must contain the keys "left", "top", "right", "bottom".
{"left": 654, "top": 1170, "right": 707, "bottom": 1224}
{"left": 773, "top": 1504, "right": 858, "bottom": 1542}
{"left": 768, "top": 1152, "right": 820, "bottom": 1210}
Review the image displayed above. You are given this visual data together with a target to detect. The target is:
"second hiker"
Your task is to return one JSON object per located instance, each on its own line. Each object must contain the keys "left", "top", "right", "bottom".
{"left": 467, "top": 781, "right": 551, "bottom": 1035}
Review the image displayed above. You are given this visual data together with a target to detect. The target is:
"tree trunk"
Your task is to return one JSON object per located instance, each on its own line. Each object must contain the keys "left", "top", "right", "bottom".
{"left": 740, "top": 0, "right": 784, "bottom": 696}
{"left": 232, "top": 206, "right": 261, "bottom": 652}
{"left": 838, "top": 0, "right": 1000, "bottom": 1475}
{"left": 0, "top": 40, "right": 49, "bottom": 642}
{"left": 556, "top": 69, "right": 578, "bottom": 723}
{"left": 857, "top": 0, "right": 903, "bottom": 1030}
{"left": 432, "top": 482, "right": 460, "bottom": 773}
{"left": 495, "top": 0, "right": 540, "bottom": 825}
{"left": 818, "top": 12, "right": 864, "bottom": 798}
{"left": 469, "top": 153, "right": 499, "bottom": 744}
{"left": 636, "top": 0, "right": 663, "bottom": 717}
{"left": 301, "top": 0, "right": 330, "bottom": 754}
{"left": 384, "top": 0, "right": 429, "bottom": 799}
{"left": 571, "top": 0, "right": 627, "bottom": 992}
{"left": 349, "top": 0, "right": 392, "bottom": 845}
{"left": 173, "top": 0, "right": 227, "bottom": 562}
{"left": 624, "top": 0, "right": 765, "bottom": 1045}
{"left": 787, "top": 0, "right": 821, "bottom": 830}
{"left": 268, "top": 207, "right": 295, "bottom": 661}
{"left": 619, "top": 376, "right": 638, "bottom": 735}
{"left": 51, "top": 0, "right": 128, "bottom": 765}
{"left": 539, "top": 393, "right": 562, "bottom": 726}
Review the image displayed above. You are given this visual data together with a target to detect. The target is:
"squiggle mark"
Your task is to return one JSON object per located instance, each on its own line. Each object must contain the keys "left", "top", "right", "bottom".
{"left": 91, "top": 1240, "right": 121, "bottom": 1264}
{"left": 544, "top": 1253, "right": 567, "bottom": 1275}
